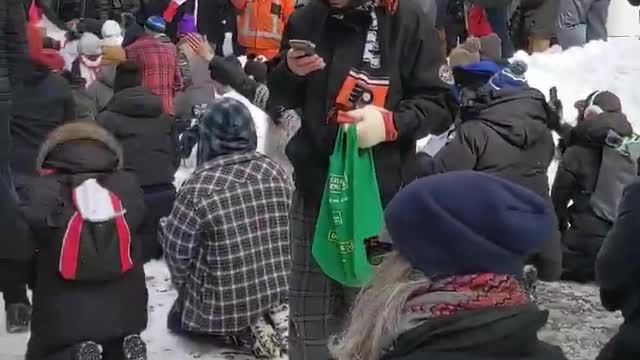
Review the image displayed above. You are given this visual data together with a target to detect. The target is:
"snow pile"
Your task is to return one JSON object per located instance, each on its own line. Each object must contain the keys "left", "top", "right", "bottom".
{"left": 520, "top": 39, "right": 640, "bottom": 130}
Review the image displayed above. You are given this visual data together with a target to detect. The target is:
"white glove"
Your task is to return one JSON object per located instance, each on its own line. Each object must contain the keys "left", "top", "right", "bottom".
{"left": 347, "top": 105, "right": 397, "bottom": 149}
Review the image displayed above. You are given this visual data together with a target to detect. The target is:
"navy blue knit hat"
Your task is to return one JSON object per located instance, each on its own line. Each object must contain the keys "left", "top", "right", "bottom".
{"left": 197, "top": 97, "right": 257, "bottom": 165}
{"left": 145, "top": 16, "right": 166, "bottom": 33}
{"left": 384, "top": 171, "right": 553, "bottom": 277}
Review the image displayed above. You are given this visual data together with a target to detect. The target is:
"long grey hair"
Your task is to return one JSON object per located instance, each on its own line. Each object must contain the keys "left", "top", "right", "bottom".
{"left": 329, "top": 251, "right": 432, "bottom": 360}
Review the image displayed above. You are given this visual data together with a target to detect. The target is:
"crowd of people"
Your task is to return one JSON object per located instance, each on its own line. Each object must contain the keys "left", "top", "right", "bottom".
{"left": 1, "top": 0, "right": 640, "bottom": 359}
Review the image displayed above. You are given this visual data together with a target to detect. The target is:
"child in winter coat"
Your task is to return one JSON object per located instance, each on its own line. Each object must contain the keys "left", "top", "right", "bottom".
{"left": 553, "top": 91, "right": 636, "bottom": 283}
{"left": 23, "top": 122, "right": 148, "bottom": 360}
{"left": 98, "top": 61, "right": 180, "bottom": 262}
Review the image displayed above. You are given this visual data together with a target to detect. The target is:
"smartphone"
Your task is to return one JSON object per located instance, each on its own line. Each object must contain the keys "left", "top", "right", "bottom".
{"left": 550, "top": 86, "right": 558, "bottom": 103}
{"left": 289, "top": 39, "right": 316, "bottom": 56}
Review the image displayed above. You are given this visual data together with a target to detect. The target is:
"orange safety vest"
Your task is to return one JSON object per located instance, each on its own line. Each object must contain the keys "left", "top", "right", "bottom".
{"left": 233, "top": 0, "right": 292, "bottom": 59}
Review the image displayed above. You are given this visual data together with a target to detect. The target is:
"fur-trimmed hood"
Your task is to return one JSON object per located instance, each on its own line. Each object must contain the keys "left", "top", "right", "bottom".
{"left": 36, "top": 122, "right": 124, "bottom": 172}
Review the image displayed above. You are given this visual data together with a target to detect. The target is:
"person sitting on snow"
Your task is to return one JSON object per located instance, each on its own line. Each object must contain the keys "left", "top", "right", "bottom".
{"left": 23, "top": 122, "right": 148, "bottom": 360}
{"left": 553, "top": 91, "right": 637, "bottom": 283}
{"left": 330, "top": 171, "right": 568, "bottom": 360}
{"left": 160, "top": 97, "right": 292, "bottom": 358}
{"left": 98, "top": 61, "right": 179, "bottom": 263}
{"left": 416, "top": 60, "right": 563, "bottom": 282}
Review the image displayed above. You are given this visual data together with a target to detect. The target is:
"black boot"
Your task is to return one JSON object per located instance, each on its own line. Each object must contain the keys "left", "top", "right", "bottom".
{"left": 123, "top": 335, "right": 147, "bottom": 360}
{"left": 74, "top": 341, "right": 102, "bottom": 360}
{"left": 5, "top": 303, "right": 31, "bottom": 333}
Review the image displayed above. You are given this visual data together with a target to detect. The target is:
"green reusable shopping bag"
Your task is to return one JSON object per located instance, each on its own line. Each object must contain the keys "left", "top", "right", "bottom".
{"left": 312, "top": 124, "right": 384, "bottom": 287}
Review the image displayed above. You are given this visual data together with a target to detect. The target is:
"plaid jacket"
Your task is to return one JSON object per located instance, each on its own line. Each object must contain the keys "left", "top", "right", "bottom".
{"left": 125, "top": 35, "right": 181, "bottom": 115}
{"left": 161, "top": 152, "right": 293, "bottom": 333}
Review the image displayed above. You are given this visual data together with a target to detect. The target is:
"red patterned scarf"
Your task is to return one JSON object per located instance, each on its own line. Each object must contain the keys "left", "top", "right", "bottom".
{"left": 402, "top": 274, "right": 528, "bottom": 322}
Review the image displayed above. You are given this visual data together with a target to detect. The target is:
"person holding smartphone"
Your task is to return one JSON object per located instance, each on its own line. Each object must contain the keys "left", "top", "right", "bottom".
{"left": 266, "top": 0, "right": 454, "bottom": 358}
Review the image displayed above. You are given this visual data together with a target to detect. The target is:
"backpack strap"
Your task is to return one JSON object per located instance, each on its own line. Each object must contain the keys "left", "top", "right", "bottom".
{"left": 109, "top": 191, "right": 133, "bottom": 273}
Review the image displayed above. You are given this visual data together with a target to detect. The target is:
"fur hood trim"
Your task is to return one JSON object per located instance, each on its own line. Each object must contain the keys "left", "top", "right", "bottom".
{"left": 36, "top": 122, "right": 124, "bottom": 171}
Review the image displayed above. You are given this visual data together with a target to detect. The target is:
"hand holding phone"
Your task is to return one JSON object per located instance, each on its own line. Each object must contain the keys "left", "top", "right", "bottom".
{"left": 286, "top": 40, "right": 325, "bottom": 76}
{"left": 289, "top": 39, "right": 316, "bottom": 56}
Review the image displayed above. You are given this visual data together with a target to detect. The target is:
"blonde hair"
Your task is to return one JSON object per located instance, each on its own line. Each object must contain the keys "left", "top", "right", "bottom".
{"left": 329, "top": 251, "right": 432, "bottom": 360}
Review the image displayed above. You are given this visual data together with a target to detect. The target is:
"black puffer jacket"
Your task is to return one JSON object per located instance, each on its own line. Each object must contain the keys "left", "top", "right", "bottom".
{"left": 552, "top": 113, "right": 633, "bottom": 281}
{"left": 383, "top": 306, "right": 567, "bottom": 360}
{"left": 596, "top": 180, "right": 640, "bottom": 360}
{"left": 417, "top": 87, "right": 562, "bottom": 280}
{"left": 11, "top": 63, "right": 75, "bottom": 176}
{"left": 98, "top": 86, "right": 179, "bottom": 187}
{"left": 22, "top": 122, "right": 147, "bottom": 354}
{"left": 268, "top": 0, "right": 453, "bottom": 209}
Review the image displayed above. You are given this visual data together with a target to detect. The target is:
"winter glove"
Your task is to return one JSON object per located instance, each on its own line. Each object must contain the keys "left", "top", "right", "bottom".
{"left": 346, "top": 105, "right": 397, "bottom": 149}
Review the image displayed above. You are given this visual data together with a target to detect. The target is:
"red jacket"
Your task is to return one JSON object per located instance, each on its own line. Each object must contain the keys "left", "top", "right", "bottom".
{"left": 467, "top": 5, "right": 493, "bottom": 37}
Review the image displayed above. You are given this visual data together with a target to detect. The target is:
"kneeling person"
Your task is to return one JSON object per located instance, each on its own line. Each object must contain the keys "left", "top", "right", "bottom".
{"left": 24, "top": 123, "right": 148, "bottom": 360}
{"left": 160, "top": 98, "right": 293, "bottom": 358}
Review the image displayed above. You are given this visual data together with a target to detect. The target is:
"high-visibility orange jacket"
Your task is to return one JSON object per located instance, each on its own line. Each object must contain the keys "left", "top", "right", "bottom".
{"left": 231, "top": 0, "right": 294, "bottom": 60}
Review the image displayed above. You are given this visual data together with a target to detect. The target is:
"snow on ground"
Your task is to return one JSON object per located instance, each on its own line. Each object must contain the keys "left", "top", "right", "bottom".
{"left": 3, "top": 38, "right": 640, "bottom": 359}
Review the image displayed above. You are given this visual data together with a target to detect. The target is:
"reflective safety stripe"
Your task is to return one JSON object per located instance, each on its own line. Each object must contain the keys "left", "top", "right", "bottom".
{"left": 238, "top": 0, "right": 283, "bottom": 41}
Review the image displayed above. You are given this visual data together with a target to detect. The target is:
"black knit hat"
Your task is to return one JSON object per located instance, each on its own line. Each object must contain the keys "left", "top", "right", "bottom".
{"left": 114, "top": 61, "right": 141, "bottom": 93}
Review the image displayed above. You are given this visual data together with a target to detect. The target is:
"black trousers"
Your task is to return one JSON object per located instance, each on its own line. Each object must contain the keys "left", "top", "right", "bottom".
{"left": 26, "top": 336, "right": 127, "bottom": 360}
{"left": 139, "top": 184, "right": 176, "bottom": 263}
{"left": 0, "top": 259, "right": 31, "bottom": 310}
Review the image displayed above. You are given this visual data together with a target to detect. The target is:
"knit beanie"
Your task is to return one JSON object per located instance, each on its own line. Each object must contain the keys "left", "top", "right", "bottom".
{"left": 384, "top": 171, "right": 553, "bottom": 277}
{"left": 479, "top": 33, "right": 502, "bottom": 62}
{"left": 449, "top": 37, "right": 481, "bottom": 68}
{"left": 78, "top": 32, "right": 103, "bottom": 56}
{"left": 487, "top": 60, "right": 528, "bottom": 91}
{"left": 114, "top": 61, "right": 141, "bottom": 93}
{"left": 145, "top": 16, "right": 166, "bottom": 33}
{"left": 101, "top": 46, "right": 126, "bottom": 66}
{"left": 101, "top": 20, "right": 123, "bottom": 47}
{"left": 589, "top": 91, "right": 622, "bottom": 113}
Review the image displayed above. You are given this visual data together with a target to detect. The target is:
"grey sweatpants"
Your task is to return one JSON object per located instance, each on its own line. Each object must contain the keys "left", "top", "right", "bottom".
{"left": 288, "top": 191, "right": 359, "bottom": 360}
{"left": 557, "top": 0, "right": 611, "bottom": 48}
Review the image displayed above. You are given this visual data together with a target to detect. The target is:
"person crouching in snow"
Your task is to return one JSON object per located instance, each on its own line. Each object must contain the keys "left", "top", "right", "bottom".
{"left": 160, "top": 97, "right": 292, "bottom": 358}
{"left": 553, "top": 91, "right": 636, "bottom": 283}
{"left": 416, "top": 60, "right": 563, "bottom": 282}
{"left": 330, "top": 171, "right": 568, "bottom": 360}
{"left": 23, "top": 122, "right": 148, "bottom": 360}
{"left": 98, "top": 61, "right": 179, "bottom": 263}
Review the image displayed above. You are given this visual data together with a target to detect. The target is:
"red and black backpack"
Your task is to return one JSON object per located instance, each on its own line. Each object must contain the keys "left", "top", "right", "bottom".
{"left": 53, "top": 176, "right": 135, "bottom": 282}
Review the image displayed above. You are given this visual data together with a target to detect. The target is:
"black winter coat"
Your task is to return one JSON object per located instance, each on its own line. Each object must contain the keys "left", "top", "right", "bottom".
{"left": 596, "top": 180, "right": 640, "bottom": 360}
{"left": 267, "top": 0, "right": 453, "bottom": 209}
{"left": 22, "top": 122, "right": 147, "bottom": 353}
{"left": 0, "top": 0, "right": 29, "bottom": 262}
{"left": 383, "top": 306, "right": 567, "bottom": 360}
{"left": 552, "top": 113, "right": 633, "bottom": 258}
{"left": 98, "top": 86, "right": 179, "bottom": 187}
{"left": 0, "top": 0, "right": 27, "bottom": 160}
{"left": 11, "top": 65, "right": 75, "bottom": 176}
{"left": 416, "top": 87, "right": 562, "bottom": 280}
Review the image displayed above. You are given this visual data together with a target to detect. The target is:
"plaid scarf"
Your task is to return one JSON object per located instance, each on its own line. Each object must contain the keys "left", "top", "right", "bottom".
{"left": 399, "top": 274, "right": 528, "bottom": 332}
